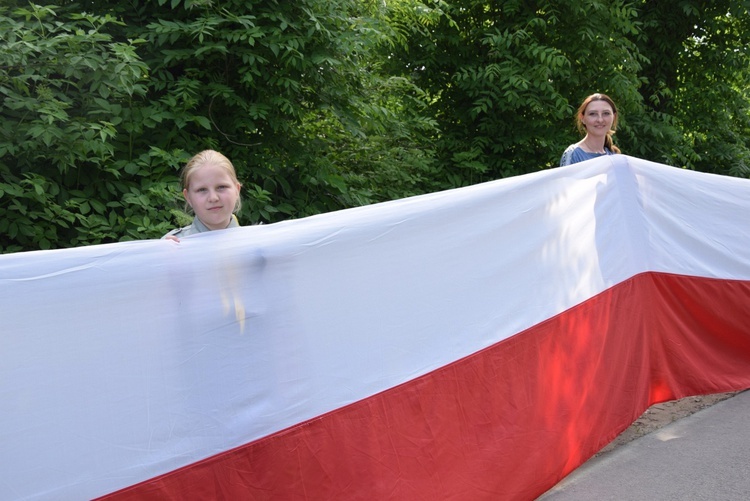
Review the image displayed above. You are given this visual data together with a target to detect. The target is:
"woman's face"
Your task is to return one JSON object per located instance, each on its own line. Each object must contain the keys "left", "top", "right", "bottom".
{"left": 581, "top": 100, "right": 615, "bottom": 137}
{"left": 183, "top": 163, "right": 241, "bottom": 230}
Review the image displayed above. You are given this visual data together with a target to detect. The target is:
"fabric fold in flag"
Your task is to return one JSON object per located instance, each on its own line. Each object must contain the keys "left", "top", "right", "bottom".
{"left": 1, "top": 155, "right": 749, "bottom": 500}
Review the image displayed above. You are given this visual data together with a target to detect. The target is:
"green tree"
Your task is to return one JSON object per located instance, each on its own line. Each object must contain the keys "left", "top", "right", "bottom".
{"left": 3, "top": 0, "right": 750, "bottom": 254}
{"left": 107, "top": 0, "right": 437, "bottom": 221}
{"left": 383, "top": 0, "right": 750, "bottom": 179}
{"left": 633, "top": 0, "right": 750, "bottom": 175}
{"left": 0, "top": 4, "right": 182, "bottom": 252}
{"left": 382, "top": 0, "right": 646, "bottom": 183}
{"left": 2, "top": 0, "right": 435, "bottom": 252}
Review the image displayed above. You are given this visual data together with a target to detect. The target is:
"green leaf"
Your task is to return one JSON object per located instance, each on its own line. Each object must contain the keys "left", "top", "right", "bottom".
{"left": 194, "top": 116, "right": 211, "bottom": 129}
{"left": 124, "top": 163, "right": 140, "bottom": 175}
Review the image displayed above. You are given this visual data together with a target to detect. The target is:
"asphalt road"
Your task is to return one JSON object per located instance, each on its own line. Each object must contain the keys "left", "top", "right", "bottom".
{"left": 538, "top": 389, "right": 750, "bottom": 500}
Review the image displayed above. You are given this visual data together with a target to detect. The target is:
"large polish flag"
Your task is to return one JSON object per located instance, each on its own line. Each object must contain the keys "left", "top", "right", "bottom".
{"left": 2, "top": 155, "right": 750, "bottom": 500}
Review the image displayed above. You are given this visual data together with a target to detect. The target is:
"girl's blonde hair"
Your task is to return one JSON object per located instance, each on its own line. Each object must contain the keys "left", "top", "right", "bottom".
{"left": 575, "top": 93, "right": 621, "bottom": 154}
{"left": 181, "top": 150, "right": 242, "bottom": 213}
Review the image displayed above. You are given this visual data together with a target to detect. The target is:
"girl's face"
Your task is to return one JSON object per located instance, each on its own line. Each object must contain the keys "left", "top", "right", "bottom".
{"left": 183, "top": 162, "right": 241, "bottom": 230}
{"left": 581, "top": 100, "right": 615, "bottom": 137}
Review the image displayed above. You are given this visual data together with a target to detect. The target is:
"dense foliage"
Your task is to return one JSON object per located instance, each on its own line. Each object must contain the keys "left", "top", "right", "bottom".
{"left": 383, "top": 0, "right": 750, "bottom": 180}
{"left": 1, "top": 0, "right": 749, "bottom": 252}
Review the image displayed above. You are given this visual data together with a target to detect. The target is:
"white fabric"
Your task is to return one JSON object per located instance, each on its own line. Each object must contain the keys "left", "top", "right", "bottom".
{"left": 1, "top": 155, "right": 749, "bottom": 500}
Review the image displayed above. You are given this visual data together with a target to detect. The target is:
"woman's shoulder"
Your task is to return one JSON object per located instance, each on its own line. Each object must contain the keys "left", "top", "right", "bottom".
{"left": 161, "top": 217, "right": 204, "bottom": 239}
{"left": 559, "top": 142, "right": 583, "bottom": 166}
{"left": 161, "top": 215, "right": 241, "bottom": 239}
{"left": 162, "top": 224, "right": 196, "bottom": 239}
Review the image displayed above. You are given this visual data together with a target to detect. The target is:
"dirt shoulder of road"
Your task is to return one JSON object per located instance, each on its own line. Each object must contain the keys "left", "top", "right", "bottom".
{"left": 596, "top": 391, "right": 740, "bottom": 456}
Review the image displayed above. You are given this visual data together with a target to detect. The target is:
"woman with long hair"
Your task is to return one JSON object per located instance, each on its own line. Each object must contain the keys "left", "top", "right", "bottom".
{"left": 560, "top": 93, "right": 621, "bottom": 166}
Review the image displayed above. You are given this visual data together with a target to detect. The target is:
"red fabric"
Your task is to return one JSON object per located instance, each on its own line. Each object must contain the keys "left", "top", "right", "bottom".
{"left": 100, "top": 272, "right": 750, "bottom": 500}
